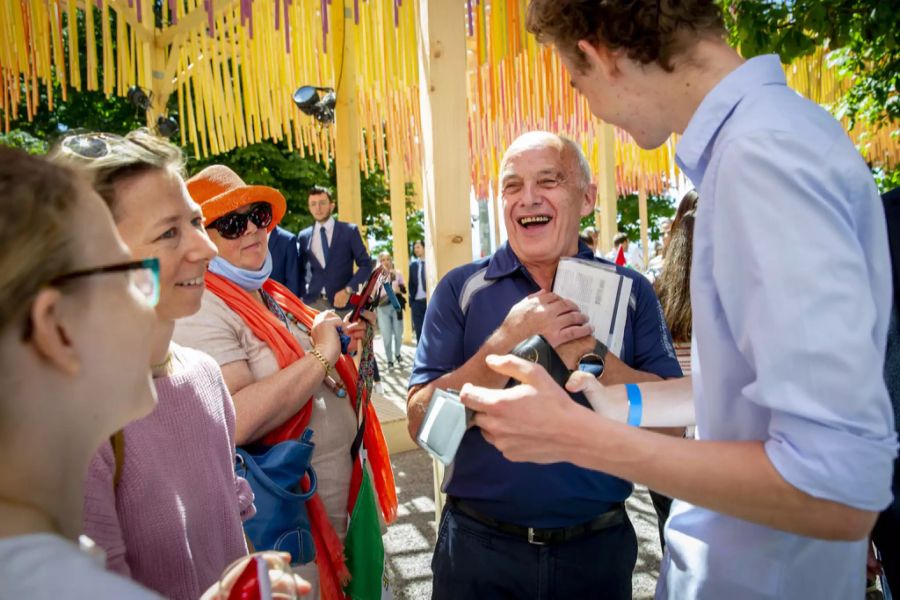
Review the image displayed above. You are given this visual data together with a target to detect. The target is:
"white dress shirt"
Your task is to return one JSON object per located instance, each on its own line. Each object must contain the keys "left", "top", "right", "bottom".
{"left": 415, "top": 260, "right": 427, "bottom": 300}
{"left": 658, "top": 55, "right": 898, "bottom": 600}
{"left": 311, "top": 216, "right": 335, "bottom": 268}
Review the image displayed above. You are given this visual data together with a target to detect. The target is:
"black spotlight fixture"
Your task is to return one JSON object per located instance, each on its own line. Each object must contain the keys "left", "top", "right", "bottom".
{"left": 156, "top": 115, "right": 179, "bottom": 139}
{"left": 292, "top": 86, "right": 336, "bottom": 124}
{"left": 126, "top": 86, "right": 151, "bottom": 111}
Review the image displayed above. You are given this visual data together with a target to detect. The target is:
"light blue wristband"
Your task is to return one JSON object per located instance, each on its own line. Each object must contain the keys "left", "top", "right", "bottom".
{"left": 625, "top": 383, "right": 642, "bottom": 427}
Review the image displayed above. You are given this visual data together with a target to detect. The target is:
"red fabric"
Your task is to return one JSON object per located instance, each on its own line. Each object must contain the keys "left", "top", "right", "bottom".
{"left": 226, "top": 556, "right": 261, "bottom": 600}
{"left": 204, "top": 273, "right": 348, "bottom": 600}
{"left": 204, "top": 274, "right": 398, "bottom": 599}
{"left": 615, "top": 245, "right": 627, "bottom": 266}
{"left": 264, "top": 280, "right": 398, "bottom": 525}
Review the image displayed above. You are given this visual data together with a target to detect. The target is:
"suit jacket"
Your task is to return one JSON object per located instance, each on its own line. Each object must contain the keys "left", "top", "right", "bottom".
{"left": 296, "top": 219, "right": 373, "bottom": 305}
{"left": 268, "top": 226, "right": 303, "bottom": 298}
{"left": 409, "top": 257, "right": 427, "bottom": 302}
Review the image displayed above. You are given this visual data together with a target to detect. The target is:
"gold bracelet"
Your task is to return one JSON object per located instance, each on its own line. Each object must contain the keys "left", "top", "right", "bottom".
{"left": 309, "top": 346, "right": 331, "bottom": 373}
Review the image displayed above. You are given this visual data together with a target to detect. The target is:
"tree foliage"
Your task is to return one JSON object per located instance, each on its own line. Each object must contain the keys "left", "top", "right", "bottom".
{"left": 580, "top": 192, "right": 676, "bottom": 247}
{"left": 722, "top": 0, "right": 899, "bottom": 129}
{"left": 615, "top": 192, "right": 674, "bottom": 243}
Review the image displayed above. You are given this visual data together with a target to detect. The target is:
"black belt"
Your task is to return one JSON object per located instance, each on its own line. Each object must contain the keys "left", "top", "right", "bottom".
{"left": 447, "top": 497, "right": 625, "bottom": 545}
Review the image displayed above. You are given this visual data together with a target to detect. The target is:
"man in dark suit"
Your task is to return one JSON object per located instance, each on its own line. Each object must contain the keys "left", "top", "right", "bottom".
{"left": 268, "top": 225, "right": 303, "bottom": 297}
{"left": 408, "top": 239, "right": 428, "bottom": 343}
{"left": 296, "top": 185, "right": 373, "bottom": 313}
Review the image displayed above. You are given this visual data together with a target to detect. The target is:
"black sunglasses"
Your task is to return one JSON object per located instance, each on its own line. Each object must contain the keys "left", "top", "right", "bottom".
{"left": 206, "top": 203, "right": 273, "bottom": 240}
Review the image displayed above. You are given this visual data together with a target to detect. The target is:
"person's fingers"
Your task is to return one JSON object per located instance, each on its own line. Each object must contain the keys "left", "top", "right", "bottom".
{"left": 483, "top": 354, "right": 544, "bottom": 385}
{"left": 552, "top": 310, "right": 589, "bottom": 328}
{"left": 557, "top": 297, "right": 583, "bottom": 314}
{"left": 565, "top": 370, "right": 598, "bottom": 394}
{"left": 458, "top": 382, "right": 499, "bottom": 413}
{"left": 546, "top": 324, "right": 593, "bottom": 346}
{"left": 294, "top": 574, "right": 313, "bottom": 595}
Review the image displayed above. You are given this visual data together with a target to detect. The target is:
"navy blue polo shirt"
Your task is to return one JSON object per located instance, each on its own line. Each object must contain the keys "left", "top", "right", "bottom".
{"left": 410, "top": 242, "right": 682, "bottom": 528}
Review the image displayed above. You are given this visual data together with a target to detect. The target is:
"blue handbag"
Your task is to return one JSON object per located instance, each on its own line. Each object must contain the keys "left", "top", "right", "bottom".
{"left": 235, "top": 428, "right": 318, "bottom": 566}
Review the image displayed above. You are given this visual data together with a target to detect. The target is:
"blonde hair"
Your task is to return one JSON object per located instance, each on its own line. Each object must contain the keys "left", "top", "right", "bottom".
{"left": 51, "top": 128, "right": 184, "bottom": 221}
{"left": 378, "top": 251, "right": 394, "bottom": 267}
{"left": 0, "top": 148, "right": 86, "bottom": 336}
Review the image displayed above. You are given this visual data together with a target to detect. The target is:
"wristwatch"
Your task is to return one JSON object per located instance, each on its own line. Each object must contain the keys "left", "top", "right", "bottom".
{"left": 577, "top": 340, "right": 610, "bottom": 379}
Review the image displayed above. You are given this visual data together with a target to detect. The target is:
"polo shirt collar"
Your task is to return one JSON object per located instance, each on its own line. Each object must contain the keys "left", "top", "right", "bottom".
{"left": 676, "top": 54, "right": 786, "bottom": 184}
{"left": 484, "top": 241, "right": 597, "bottom": 280}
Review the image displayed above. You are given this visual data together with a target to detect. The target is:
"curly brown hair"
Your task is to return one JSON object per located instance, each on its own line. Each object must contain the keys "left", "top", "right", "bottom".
{"left": 526, "top": 0, "right": 725, "bottom": 72}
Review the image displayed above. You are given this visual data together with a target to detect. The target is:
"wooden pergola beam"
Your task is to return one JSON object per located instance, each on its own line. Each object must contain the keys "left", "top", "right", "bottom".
{"left": 418, "top": 0, "right": 472, "bottom": 521}
{"left": 334, "top": 1, "right": 363, "bottom": 227}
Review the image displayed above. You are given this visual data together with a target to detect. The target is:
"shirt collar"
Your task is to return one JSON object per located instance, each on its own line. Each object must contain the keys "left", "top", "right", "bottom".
{"left": 485, "top": 241, "right": 597, "bottom": 280}
{"left": 314, "top": 216, "right": 335, "bottom": 234}
{"left": 676, "top": 54, "right": 786, "bottom": 184}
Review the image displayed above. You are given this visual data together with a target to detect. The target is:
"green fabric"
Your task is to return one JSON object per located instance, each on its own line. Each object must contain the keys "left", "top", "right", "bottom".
{"left": 343, "top": 467, "right": 385, "bottom": 600}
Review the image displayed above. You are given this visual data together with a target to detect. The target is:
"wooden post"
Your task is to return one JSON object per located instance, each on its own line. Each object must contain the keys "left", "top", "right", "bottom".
{"left": 333, "top": 1, "right": 363, "bottom": 227}
{"left": 639, "top": 184, "right": 649, "bottom": 270}
{"left": 418, "top": 0, "right": 471, "bottom": 522}
{"left": 147, "top": 41, "right": 170, "bottom": 133}
{"left": 389, "top": 147, "right": 413, "bottom": 344}
{"left": 418, "top": 0, "right": 472, "bottom": 281}
{"left": 493, "top": 188, "right": 503, "bottom": 251}
{"left": 596, "top": 123, "right": 618, "bottom": 254}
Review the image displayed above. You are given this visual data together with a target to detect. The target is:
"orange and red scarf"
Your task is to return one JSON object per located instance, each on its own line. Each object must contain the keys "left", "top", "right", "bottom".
{"left": 205, "top": 272, "right": 397, "bottom": 600}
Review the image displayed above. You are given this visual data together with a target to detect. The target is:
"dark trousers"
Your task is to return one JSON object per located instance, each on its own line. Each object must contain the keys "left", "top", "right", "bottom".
{"left": 648, "top": 489, "right": 673, "bottom": 552}
{"left": 431, "top": 502, "right": 637, "bottom": 600}
{"left": 411, "top": 299, "right": 427, "bottom": 343}
{"left": 873, "top": 456, "right": 900, "bottom": 595}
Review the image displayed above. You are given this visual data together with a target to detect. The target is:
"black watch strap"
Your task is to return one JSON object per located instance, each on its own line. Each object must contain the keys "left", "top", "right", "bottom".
{"left": 593, "top": 340, "right": 609, "bottom": 361}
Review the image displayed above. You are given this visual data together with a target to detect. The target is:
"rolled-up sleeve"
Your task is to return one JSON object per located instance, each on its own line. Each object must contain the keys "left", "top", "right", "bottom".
{"left": 410, "top": 275, "right": 466, "bottom": 388}
{"left": 711, "top": 134, "right": 898, "bottom": 510}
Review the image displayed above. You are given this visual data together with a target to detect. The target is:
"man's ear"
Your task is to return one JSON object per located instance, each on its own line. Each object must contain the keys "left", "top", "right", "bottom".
{"left": 28, "top": 288, "right": 81, "bottom": 376}
{"left": 577, "top": 40, "right": 621, "bottom": 82}
{"left": 581, "top": 183, "right": 599, "bottom": 218}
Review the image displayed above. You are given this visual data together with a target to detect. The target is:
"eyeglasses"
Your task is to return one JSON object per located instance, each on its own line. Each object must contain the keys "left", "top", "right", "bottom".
{"left": 50, "top": 257, "right": 161, "bottom": 307}
{"left": 206, "top": 202, "right": 273, "bottom": 240}
{"left": 59, "top": 133, "right": 127, "bottom": 159}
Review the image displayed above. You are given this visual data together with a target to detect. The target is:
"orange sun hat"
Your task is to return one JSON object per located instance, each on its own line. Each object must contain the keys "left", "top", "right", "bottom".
{"left": 186, "top": 165, "right": 286, "bottom": 232}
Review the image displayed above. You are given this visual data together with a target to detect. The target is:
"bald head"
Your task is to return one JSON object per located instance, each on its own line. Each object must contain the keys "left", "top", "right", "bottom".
{"left": 498, "top": 131, "right": 598, "bottom": 277}
{"left": 500, "top": 132, "right": 592, "bottom": 192}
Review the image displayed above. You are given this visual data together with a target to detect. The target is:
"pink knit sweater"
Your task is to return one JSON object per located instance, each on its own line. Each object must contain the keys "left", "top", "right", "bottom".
{"left": 83, "top": 345, "right": 253, "bottom": 600}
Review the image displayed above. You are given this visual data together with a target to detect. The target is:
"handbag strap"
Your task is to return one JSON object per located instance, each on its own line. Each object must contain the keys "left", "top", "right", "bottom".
{"left": 110, "top": 431, "right": 125, "bottom": 491}
{"left": 235, "top": 446, "right": 318, "bottom": 502}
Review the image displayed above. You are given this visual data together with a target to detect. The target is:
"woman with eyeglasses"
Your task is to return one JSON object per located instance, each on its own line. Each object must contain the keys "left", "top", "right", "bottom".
{"left": 52, "top": 131, "right": 256, "bottom": 600}
{"left": 173, "top": 165, "right": 396, "bottom": 600}
{"left": 0, "top": 148, "right": 163, "bottom": 597}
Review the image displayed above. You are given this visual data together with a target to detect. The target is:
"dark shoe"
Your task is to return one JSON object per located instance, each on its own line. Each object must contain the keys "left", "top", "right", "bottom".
{"left": 396, "top": 355, "right": 403, "bottom": 365}
{"left": 388, "top": 361, "right": 394, "bottom": 369}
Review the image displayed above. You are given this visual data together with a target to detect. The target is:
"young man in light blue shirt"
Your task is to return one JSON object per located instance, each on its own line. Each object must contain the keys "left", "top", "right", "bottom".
{"left": 461, "top": 2, "right": 898, "bottom": 599}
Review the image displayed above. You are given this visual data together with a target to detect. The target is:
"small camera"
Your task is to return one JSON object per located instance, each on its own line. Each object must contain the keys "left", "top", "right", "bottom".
{"left": 415, "top": 388, "right": 473, "bottom": 465}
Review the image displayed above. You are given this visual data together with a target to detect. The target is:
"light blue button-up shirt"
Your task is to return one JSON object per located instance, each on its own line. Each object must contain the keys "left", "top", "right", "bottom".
{"left": 658, "top": 55, "right": 898, "bottom": 599}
